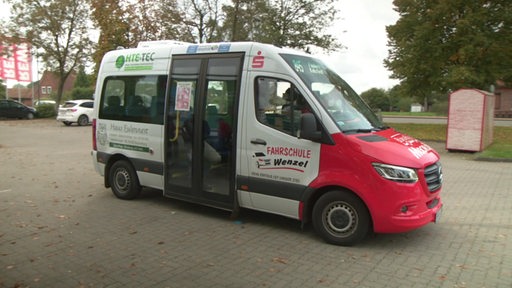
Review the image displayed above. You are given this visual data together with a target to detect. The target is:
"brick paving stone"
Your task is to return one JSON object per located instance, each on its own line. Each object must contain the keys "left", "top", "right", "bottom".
{"left": 1, "top": 120, "right": 511, "bottom": 288}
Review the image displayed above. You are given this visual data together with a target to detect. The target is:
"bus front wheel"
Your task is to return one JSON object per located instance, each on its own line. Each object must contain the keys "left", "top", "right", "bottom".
{"left": 109, "top": 160, "right": 141, "bottom": 200}
{"left": 312, "top": 190, "right": 370, "bottom": 246}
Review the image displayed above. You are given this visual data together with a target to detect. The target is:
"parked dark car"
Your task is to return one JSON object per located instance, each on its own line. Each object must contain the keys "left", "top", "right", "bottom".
{"left": 0, "top": 99, "right": 37, "bottom": 120}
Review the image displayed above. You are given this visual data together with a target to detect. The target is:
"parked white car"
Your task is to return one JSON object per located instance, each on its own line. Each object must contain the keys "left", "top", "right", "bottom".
{"left": 56, "top": 99, "right": 94, "bottom": 126}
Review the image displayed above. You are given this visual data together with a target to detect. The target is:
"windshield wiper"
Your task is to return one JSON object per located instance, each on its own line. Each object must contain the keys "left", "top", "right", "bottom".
{"left": 343, "top": 128, "right": 376, "bottom": 134}
{"left": 343, "top": 126, "right": 388, "bottom": 134}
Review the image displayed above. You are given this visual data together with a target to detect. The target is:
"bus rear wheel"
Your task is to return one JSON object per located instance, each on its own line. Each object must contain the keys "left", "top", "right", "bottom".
{"left": 109, "top": 160, "right": 141, "bottom": 200}
{"left": 312, "top": 190, "right": 370, "bottom": 246}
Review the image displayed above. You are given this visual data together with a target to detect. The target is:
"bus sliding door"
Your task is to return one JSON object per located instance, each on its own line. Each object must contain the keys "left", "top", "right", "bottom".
{"left": 164, "top": 54, "right": 243, "bottom": 210}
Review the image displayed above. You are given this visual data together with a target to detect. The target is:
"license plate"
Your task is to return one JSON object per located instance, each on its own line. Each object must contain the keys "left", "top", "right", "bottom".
{"left": 435, "top": 206, "right": 443, "bottom": 223}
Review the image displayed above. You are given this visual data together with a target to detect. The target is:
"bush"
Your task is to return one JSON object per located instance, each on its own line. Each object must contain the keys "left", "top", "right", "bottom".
{"left": 430, "top": 101, "right": 449, "bottom": 116}
{"left": 36, "top": 104, "right": 57, "bottom": 118}
{"left": 397, "top": 97, "right": 413, "bottom": 112}
{"left": 71, "top": 87, "right": 94, "bottom": 100}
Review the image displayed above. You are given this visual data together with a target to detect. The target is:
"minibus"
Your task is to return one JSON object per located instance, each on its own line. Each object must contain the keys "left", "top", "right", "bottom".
{"left": 92, "top": 40, "right": 443, "bottom": 245}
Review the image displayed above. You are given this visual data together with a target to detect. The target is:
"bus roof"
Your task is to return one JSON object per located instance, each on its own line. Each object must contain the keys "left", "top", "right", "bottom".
{"left": 133, "top": 40, "right": 308, "bottom": 56}
{"left": 99, "top": 41, "right": 311, "bottom": 75}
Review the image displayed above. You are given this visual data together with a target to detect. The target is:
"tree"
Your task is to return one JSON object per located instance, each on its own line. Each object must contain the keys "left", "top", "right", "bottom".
{"left": 5, "top": 0, "right": 95, "bottom": 111}
{"left": 71, "top": 65, "right": 94, "bottom": 100}
{"left": 221, "top": 0, "right": 340, "bottom": 50}
{"left": 181, "top": 0, "right": 223, "bottom": 43}
{"left": 90, "top": 0, "right": 132, "bottom": 76}
{"left": 125, "top": 0, "right": 193, "bottom": 43}
{"left": 94, "top": 0, "right": 342, "bottom": 51}
{"left": 74, "top": 65, "right": 90, "bottom": 88}
{"left": 90, "top": 0, "right": 193, "bottom": 75}
{"left": 264, "top": 0, "right": 340, "bottom": 50}
{"left": 387, "top": 84, "right": 412, "bottom": 112}
{"left": 221, "top": 0, "right": 270, "bottom": 42}
{"left": 386, "top": 0, "right": 512, "bottom": 101}
{"left": 360, "top": 88, "right": 392, "bottom": 112}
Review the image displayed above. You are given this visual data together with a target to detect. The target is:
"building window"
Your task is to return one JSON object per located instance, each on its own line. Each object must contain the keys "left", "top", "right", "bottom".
{"left": 42, "top": 86, "right": 46, "bottom": 94}
{"left": 47, "top": 86, "right": 52, "bottom": 94}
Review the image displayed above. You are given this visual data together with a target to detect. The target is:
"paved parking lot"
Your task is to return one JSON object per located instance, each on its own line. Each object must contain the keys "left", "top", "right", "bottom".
{"left": 1, "top": 119, "right": 511, "bottom": 288}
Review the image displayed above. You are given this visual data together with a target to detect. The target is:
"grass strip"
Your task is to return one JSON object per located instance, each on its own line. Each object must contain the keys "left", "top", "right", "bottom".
{"left": 387, "top": 123, "right": 512, "bottom": 160}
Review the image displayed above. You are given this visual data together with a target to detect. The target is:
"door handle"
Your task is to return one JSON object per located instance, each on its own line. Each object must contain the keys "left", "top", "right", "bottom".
{"left": 250, "top": 138, "right": 267, "bottom": 145}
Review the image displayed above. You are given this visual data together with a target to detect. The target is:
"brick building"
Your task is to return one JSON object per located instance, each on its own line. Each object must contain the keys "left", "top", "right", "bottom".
{"left": 6, "top": 71, "right": 76, "bottom": 106}
{"left": 494, "top": 85, "right": 512, "bottom": 118}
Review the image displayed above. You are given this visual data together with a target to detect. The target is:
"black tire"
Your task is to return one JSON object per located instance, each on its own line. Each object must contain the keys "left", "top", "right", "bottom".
{"left": 63, "top": 121, "right": 72, "bottom": 126}
{"left": 312, "top": 190, "right": 370, "bottom": 246}
{"left": 109, "top": 160, "right": 141, "bottom": 200}
{"left": 26, "top": 112, "right": 34, "bottom": 120}
{"left": 77, "top": 115, "right": 88, "bottom": 126}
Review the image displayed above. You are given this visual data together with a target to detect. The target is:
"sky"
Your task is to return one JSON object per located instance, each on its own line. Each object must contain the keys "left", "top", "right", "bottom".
{"left": 0, "top": 0, "right": 400, "bottom": 93}
{"left": 327, "top": 0, "right": 400, "bottom": 93}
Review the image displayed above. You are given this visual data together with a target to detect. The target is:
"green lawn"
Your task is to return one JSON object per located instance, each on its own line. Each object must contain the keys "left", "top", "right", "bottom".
{"left": 388, "top": 123, "right": 447, "bottom": 142}
{"left": 388, "top": 123, "right": 512, "bottom": 160}
{"left": 382, "top": 111, "right": 440, "bottom": 117}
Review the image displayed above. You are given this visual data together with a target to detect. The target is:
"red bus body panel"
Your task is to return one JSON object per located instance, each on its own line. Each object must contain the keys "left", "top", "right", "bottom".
{"left": 308, "top": 129, "right": 442, "bottom": 233}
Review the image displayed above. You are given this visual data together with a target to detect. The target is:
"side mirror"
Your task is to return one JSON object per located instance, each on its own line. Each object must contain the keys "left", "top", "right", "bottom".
{"left": 300, "top": 113, "right": 322, "bottom": 141}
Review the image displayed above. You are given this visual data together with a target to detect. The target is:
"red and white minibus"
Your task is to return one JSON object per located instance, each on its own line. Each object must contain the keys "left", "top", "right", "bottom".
{"left": 92, "top": 40, "right": 443, "bottom": 245}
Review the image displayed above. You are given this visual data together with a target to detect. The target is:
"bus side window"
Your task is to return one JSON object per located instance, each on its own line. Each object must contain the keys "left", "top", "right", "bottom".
{"left": 100, "top": 75, "right": 166, "bottom": 125}
{"left": 100, "top": 78, "right": 125, "bottom": 120}
{"left": 255, "top": 77, "right": 308, "bottom": 137}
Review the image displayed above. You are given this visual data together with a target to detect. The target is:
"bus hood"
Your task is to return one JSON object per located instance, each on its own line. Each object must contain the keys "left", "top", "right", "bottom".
{"left": 347, "top": 128, "right": 440, "bottom": 168}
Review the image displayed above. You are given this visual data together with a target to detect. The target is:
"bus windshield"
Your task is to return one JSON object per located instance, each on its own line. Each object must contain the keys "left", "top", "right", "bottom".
{"left": 280, "top": 54, "right": 385, "bottom": 133}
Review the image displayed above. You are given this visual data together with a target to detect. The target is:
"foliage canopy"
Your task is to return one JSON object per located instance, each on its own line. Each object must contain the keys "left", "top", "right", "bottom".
{"left": 2, "top": 0, "right": 342, "bottom": 100}
{"left": 385, "top": 0, "right": 512, "bottom": 97}
{"left": 2, "top": 0, "right": 95, "bottom": 110}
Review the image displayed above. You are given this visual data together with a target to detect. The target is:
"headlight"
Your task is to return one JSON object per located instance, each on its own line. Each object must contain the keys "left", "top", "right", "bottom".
{"left": 372, "top": 163, "right": 418, "bottom": 183}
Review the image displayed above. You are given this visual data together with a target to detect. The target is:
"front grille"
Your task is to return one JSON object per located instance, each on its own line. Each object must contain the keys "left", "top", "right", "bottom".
{"left": 424, "top": 162, "right": 442, "bottom": 192}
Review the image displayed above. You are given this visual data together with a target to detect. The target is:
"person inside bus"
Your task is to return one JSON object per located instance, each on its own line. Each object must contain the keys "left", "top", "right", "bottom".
{"left": 103, "top": 95, "right": 124, "bottom": 117}
{"left": 281, "top": 87, "right": 311, "bottom": 135}
{"left": 126, "top": 95, "right": 147, "bottom": 117}
{"left": 282, "top": 87, "right": 311, "bottom": 113}
{"left": 182, "top": 111, "right": 221, "bottom": 164}
{"left": 281, "top": 87, "right": 295, "bottom": 114}
{"left": 217, "top": 117, "right": 232, "bottom": 162}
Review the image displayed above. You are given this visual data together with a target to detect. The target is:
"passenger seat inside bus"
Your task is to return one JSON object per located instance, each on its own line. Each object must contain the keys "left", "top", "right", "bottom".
{"left": 206, "top": 104, "right": 219, "bottom": 130}
{"left": 126, "top": 95, "right": 148, "bottom": 117}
